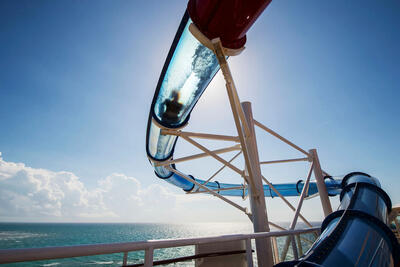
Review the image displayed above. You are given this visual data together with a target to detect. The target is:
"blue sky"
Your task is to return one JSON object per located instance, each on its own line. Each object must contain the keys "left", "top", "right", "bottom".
{"left": 0, "top": 0, "right": 399, "bottom": 223}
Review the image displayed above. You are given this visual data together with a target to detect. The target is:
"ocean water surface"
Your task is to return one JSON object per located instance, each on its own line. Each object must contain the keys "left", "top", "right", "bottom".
{"left": 0, "top": 222, "right": 255, "bottom": 266}
{"left": 0, "top": 222, "right": 316, "bottom": 266}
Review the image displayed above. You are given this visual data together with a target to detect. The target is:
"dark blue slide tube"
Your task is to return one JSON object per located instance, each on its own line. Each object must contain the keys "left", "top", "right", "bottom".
{"left": 275, "top": 172, "right": 400, "bottom": 267}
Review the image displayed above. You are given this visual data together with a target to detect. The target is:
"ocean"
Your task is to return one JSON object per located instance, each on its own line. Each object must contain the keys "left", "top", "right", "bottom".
{"left": 0, "top": 222, "right": 314, "bottom": 266}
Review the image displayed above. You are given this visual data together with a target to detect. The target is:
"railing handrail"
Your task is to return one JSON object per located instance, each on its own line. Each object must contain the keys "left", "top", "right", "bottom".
{"left": 0, "top": 227, "right": 320, "bottom": 264}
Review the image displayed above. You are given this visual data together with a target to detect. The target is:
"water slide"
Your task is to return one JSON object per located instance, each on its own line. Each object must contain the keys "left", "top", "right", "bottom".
{"left": 145, "top": 3, "right": 342, "bottom": 199}
{"left": 275, "top": 172, "right": 400, "bottom": 266}
{"left": 146, "top": 1, "right": 400, "bottom": 266}
{"left": 145, "top": 1, "right": 400, "bottom": 266}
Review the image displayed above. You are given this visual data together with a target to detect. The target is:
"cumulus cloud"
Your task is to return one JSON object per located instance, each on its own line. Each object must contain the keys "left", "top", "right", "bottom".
{"left": 0, "top": 152, "right": 183, "bottom": 222}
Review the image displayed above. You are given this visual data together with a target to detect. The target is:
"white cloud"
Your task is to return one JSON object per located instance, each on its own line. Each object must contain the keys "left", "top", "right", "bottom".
{"left": 0, "top": 152, "right": 188, "bottom": 222}
{"left": 0, "top": 152, "right": 273, "bottom": 223}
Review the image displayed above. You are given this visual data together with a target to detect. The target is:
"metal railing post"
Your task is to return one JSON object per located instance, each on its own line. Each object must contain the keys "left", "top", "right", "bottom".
{"left": 291, "top": 236, "right": 299, "bottom": 260}
{"left": 122, "top": 252, "right": 128, "bottom": 266}
{"left": 309, "top": 149, "right": 333, "bottom": 217}
{"left": 246, "top": 238, "right": 254, "bottom": 267}
{"left": 144, "top": 247, "right": 153, "bottom": 267}
{"left": 296, "top": 235, "right": 303, "bottom": 256}
{"left": 271, "top": 237, "right": 280, "bottom": 264}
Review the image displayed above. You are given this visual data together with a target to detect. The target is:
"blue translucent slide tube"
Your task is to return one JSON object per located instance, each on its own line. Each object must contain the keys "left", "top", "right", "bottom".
{"left": 146, "top": 11, "right": 342, "bottom": 199}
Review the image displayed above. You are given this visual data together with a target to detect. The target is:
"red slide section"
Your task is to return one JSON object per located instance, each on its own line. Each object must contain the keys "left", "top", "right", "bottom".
{"left": 187, "top": 0, "right": 272, "bottom": 49}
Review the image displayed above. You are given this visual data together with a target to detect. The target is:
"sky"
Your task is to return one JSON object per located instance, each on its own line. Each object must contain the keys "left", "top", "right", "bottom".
{"left": 0, "top": 0, "right": 399, "bottom": 224}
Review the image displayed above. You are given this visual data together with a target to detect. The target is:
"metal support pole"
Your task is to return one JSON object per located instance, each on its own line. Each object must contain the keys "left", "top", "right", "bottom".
{"left": 280, "top": 162, "right": 313, "bottom": 260}
{"left": 309, "top": 149, "right": 332, "bottom": 217}
{"left": 181, "top": 135, "right": 244, "bottom": 176}
{"left": 212, "top": 38, "right": 273, "bottom": 266}
{"left": 160, "top": 129, "right": 240, "bottom": 142}
{"left": 199, "top": 151, "right": 242, "bottom": 188}
{"left": 261, "top": 175, "right": 314, "bottom": 228}
{"left": 242, "top": 102, "right": 274, "bottom": 267}
{"left": 154, "top": 144, "right": 241, "bottom": 167}
{"left": 296, "top": 235, "right": 303, "bottom": 256}
{"left": 253, "top": 120, "right": 309, "bottom": 156}
{"left": 167, "top": 166, "right": 248, "bottom": 213}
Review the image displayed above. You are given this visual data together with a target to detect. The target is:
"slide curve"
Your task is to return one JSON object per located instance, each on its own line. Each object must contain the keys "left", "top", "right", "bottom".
{"left": 145, "top": 10, "right": 341, "bottom": 198}
{"left": 275, "top": 172, "right": 400, "bottom": 266}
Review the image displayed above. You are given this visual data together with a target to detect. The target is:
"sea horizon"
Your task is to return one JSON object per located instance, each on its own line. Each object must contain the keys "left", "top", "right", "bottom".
{"left": 0, "top": 221, "right": 317, "bottom": 266}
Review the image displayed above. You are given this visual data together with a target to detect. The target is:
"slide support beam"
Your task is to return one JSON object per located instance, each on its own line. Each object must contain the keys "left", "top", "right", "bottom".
{"left": 212, "top": 38, "right": 273, "bottom": 267}
{"left": 242, "top": 102, "right": 274, "bottom": 267}
{"left": 309, "top": 149, "right": 333, "bottom": 217}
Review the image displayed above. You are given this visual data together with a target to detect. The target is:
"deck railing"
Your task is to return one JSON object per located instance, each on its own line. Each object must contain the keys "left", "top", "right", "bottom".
{"left": 0, "top": 227, "right": 320, "bottom": 266}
